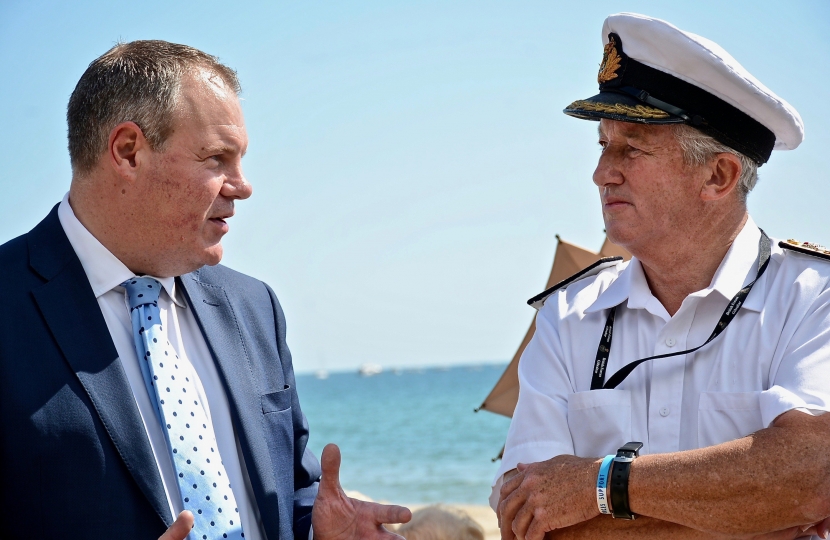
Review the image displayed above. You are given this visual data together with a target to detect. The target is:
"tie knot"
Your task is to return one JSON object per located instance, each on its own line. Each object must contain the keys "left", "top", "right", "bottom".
{"left": 122, "top": 277, "right": 162, "bottom": 310}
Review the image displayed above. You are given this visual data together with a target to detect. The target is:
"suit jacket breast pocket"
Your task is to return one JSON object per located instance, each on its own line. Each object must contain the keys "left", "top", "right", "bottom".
{"left": 261, "top": 385, "right": 293, "bottom": 414}
{"left": 261, "top": 386, "right": 295, "bottom": 486}
{"left": 567, "top": 389, "right": 632, "bottom": 457}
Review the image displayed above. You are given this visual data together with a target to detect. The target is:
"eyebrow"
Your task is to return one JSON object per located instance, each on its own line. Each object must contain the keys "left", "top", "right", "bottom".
{"left": 201, "top": 144, "right": 246, "bottom": 157}
{"left": 597, "top": 123, "right": 649, "bottom": 142}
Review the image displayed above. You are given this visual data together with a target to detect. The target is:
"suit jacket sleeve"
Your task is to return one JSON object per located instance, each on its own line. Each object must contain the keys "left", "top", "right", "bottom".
{"left": 265, "top": 283, "right": 321, "bottom": 539}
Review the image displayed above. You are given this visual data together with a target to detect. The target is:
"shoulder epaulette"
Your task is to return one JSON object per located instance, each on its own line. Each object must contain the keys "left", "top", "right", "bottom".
{"left": 527, "top": 256, "right": 623, "bottom": 311}
{"left": 779, "top": 239, "right": 830, "bottom": 261}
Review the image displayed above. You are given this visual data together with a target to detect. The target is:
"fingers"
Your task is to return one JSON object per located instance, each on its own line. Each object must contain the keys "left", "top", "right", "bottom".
{"left": 511, "top": 503, "right": 535, "bottom": 540}
{"left": 499, "top": 472, "right": 523, "bottom": 524}
{"left": 817, "top": 516, "right": 830, "bottom": 539}
{"left": 525, "top": 517, "right": 548, "bottom": 540}
{"left": 500, "top": 514, "right": 517, "bottom": 540}
{"left": 499, "top": 483, "right": 528, "bottom": 534}
{"left": 377, "top": 526, "right": 407, "bottom": 540}
{"left": 319, "top": 443, "right": 343, "bottom": 496}
{"left": 158, "top": 511, "right": 194, "bottom": 540}
{"left": 500, "top": 491, "right": 524, "bottom": 540}
{"left": 360, "top": 500, "right": 412, "bottom": 525}
{"left": 753, "top": 526, "right": 814, "bottom": 540}
{"left": 501, "top": 469, "right": 524, "bottom": 497}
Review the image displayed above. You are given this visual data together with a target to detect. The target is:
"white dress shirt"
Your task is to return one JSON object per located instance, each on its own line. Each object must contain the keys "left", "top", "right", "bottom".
{"left": 491, "top": 216, "right": 830, "bottom": 516}
{"left": 58, "top": 194, "right": 267, "bottom": 540}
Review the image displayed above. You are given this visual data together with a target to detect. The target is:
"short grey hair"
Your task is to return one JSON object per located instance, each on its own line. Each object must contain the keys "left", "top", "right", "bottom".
{"left": 672, "top": 124, "right": 759, "bottom": 202}
{"left": 67, "top": 40, "right": 241, "bottom": 176}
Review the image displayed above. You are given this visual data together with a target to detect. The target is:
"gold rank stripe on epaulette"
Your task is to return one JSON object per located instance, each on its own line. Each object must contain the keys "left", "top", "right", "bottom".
{"left": 527, "top": 257, "right": 623, "bottom": 311}
{"left": 779, "top": 239, "right": 830, "bottom": 261}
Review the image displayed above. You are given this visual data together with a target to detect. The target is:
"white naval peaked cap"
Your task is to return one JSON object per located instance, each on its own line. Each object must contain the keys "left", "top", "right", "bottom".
{"left": 564, "top": 12, "right": 804, "bottom": 164}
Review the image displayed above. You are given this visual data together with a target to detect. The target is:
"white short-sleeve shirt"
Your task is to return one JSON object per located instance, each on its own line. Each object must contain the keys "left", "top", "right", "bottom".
{"left": 492, "top": 216, "right": 830, "bottom": 507}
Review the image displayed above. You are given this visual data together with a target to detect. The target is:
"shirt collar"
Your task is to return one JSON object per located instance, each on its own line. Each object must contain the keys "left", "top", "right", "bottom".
{"left": 584, "top": 216, "right": 763, "bottom": 317}
{"left": 704, "top": 215, "right": 763, "bottom": 311}
{"left": 57, "top": 193, "right": 185, "bottom": 307}
{"left": 584, "top": 258, "right": 672, "bottom": 320}
{"left": 584, "top": 259, "right": 633, "bottom": 314}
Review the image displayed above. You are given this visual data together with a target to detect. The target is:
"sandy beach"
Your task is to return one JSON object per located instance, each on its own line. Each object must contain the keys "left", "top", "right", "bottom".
{"left": 407, "top": 503, "right": 499, "bottom": 540}
{"left": 347, "top": 491, "right": 498, "bottom": 540}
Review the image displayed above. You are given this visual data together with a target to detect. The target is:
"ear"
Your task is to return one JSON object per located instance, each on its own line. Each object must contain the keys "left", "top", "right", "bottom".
{"left": 107, "top": 121, "right": 151, "bottom": 182}
{"left": 700, "top": 152, "right": 742, "bottom": 202}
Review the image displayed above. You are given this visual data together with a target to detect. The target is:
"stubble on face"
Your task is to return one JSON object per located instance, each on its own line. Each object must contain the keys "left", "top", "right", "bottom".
{"left": 594, "top": 120, "right": 706, "bottom": 254}
{"left": 133, "top": 70, "right": 249, "bottom": 277}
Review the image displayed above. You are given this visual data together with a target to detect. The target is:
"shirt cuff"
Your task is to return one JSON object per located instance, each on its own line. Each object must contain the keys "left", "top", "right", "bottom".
{"left": 760, "top": 385, "right": 830, "bottom": 427}
{"left": 490, "top": 474, "right": 505, "bottom": 512}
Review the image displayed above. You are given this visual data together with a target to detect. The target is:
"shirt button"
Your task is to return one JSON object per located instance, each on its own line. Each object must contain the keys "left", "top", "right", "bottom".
{"left": 665, "top": 337, "right": 676, "bottom": 347}
{"left": 659, "top": 407, "right": 670, "bottom": 417}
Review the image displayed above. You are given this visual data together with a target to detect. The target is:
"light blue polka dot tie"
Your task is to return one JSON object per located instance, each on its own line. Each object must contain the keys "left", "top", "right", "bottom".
{"left": 123, "top": 277, "right": 244, "bottom": 540}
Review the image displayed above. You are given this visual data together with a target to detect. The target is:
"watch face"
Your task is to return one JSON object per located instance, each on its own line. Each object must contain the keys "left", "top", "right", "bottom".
{"left": 619, "top": 442, "right": 644, "bottom": 456}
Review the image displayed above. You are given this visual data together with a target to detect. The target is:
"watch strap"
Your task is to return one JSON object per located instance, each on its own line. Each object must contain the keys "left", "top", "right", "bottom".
{"left": 610, "top": 442, "right": 642, "bottom": 519}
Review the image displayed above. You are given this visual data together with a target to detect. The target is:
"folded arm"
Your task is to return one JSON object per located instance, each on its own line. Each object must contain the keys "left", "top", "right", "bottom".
{"left": 498, "top": 410, "right": 830, "bottom": 540}
{"left": 628, "top": 409, "right": 830, "bottom": 536}
{"left": 544, "top": 515, "right": 821, "bottom": 540}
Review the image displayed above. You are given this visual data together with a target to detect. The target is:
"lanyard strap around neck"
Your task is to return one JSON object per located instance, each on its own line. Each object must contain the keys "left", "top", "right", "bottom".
{"left": 590, "top": 231, "right": 771, "bottom": 391}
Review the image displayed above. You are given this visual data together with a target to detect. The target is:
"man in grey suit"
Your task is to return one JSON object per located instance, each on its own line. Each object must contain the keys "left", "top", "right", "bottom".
{"left": 0, "top": 40, "right": 410, "bottom": 540}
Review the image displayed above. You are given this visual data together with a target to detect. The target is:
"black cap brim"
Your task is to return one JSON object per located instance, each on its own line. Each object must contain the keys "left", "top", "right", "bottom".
{"left": 564, "top": 90, "right": 685, "bottom": 125}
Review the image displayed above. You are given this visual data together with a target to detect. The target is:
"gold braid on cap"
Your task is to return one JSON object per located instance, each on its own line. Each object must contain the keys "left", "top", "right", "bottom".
{"left": 567, "top": 100, "right": 671, "bottom": 119}
{"left": 598, "top": 38, "right": 622, "bottom": 84}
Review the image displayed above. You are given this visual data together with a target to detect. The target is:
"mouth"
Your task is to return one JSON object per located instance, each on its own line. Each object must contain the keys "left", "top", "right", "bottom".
{"left": 602, "top": 197, "right": 632, "bottom": 211}
{"left": 207, "top": 210, "right": 233, "bottom": 232}
{"left": 208, "top": 208, "right": 234, "bottom": 222}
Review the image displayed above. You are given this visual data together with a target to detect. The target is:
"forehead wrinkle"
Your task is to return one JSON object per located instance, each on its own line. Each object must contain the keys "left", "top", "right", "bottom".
{"left": 599, "top": 119, "right": 666, "bottom": 145}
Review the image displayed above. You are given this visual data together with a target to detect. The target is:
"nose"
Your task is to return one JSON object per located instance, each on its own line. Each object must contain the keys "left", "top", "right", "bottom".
{"left": 221, "top": 165, "right": 253, "bottom": 200}
{"left": 592, "top": 148, "right": 624, "bottom": 189}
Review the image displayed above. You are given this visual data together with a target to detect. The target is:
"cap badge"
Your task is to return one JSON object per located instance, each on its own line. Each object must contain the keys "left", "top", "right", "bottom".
{"left": 598, "top": 35, "right": 622, "bottom": 84}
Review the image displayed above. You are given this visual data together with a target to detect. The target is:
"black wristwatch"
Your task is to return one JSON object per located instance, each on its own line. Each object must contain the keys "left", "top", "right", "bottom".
{"left": 610, "top": 441, "right": 643, "bottom": 520}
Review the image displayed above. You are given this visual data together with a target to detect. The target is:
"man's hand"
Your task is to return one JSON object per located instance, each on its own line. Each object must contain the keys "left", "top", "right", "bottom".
{"left": 792, "top": 518, "right": 830, "bottom": 540}
{"left": 158, "top": 511, "right": 194, "bottom": 540}
{"left": 498, "top": 456, "right": 600, "bottom": 540}
{"left": 312, "top": 444, "right": 412, "bottom": 540}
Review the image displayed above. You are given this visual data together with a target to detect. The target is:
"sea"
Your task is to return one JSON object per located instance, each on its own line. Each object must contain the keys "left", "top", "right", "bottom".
{"left": 295, "top": 363, "right": 511, "bottom": 506}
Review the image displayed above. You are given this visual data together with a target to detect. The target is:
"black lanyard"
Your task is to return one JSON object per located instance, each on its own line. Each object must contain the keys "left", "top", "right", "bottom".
{"left": 591, "top": 231, "right": 771, "bottom": 390}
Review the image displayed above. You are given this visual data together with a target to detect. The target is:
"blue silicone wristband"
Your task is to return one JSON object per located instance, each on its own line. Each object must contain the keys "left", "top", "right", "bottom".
{"left": 596, "top": 455, "right": 615, "bottom": 515}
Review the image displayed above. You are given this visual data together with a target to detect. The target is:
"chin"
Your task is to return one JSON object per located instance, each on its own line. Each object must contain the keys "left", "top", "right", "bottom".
{"left": 201, "top": 245, "right": 224, "bottom": 267}
{"left": 604, "top": 222, "right": 638, "bottom": 250}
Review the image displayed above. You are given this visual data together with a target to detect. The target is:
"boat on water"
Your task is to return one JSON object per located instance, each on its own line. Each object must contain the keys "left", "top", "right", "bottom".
{"left": 358, "top": 363, "right": 383, "bottom": 377}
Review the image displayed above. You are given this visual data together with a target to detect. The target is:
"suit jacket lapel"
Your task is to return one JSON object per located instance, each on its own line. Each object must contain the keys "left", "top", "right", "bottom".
{"left": 29, "top": 207, "right": 172, "bottom": 527}
{"left": 179, "top": 272, "right": 281, "bottom": 540}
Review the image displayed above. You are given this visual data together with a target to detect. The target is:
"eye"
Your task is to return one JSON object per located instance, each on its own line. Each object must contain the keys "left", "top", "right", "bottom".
{"left": 626, "top": 144, "right": 644, "bottom": 157}
{"left": 205, "top": 155, "right": 223, "bottom": 167}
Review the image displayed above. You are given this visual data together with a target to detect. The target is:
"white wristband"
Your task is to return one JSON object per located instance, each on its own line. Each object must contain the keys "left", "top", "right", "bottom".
{"left": 596, "top": 455, "right": 614, "bottom": 515}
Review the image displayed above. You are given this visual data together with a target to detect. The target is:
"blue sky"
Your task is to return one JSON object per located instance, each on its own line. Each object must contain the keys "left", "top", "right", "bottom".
{"left": 1, "top": 1, "right": 828, "bottom": 372}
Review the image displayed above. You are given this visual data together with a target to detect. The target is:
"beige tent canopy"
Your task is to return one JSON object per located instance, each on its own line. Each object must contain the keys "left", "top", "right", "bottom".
{"left": 477, "top": 236, "right": 630, "bottom": 418}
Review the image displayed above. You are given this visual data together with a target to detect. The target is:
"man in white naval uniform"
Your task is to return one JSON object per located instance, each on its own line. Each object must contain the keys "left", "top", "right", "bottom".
{"left": 494, "top": 13, "right": 830, "bottom": 540}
